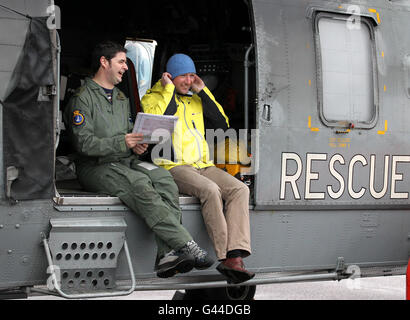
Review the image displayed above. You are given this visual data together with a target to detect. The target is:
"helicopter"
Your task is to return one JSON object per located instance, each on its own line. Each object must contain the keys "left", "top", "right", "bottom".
{"left": 0, "top": 0, "right": 409, "bottom": 300}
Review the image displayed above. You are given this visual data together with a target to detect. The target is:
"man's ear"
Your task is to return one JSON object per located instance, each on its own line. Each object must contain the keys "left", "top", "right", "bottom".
{"left": 100, "top": 56, "right": 109, "bottom": 69}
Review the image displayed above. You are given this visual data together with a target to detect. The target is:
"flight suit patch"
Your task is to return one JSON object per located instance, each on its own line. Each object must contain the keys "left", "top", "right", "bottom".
{"left": 73, "top": 110, "right": 85, "bottom": 126}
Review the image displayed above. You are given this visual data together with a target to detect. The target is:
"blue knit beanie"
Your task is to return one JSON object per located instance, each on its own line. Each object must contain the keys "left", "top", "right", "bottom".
{"left": 166, "top": 54, "right": 196, "bottom": 78}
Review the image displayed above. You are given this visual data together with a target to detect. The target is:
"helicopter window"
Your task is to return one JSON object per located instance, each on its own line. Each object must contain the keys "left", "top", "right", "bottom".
{"left": 315, "top": 14, "right": 377, "bottom": 128}
{"left": 405, "top": 54, "right": 410, "bottom": 98}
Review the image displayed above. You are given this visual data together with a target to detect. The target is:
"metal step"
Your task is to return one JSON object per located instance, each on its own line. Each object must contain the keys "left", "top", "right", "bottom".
{"left": 43, "top": 217, "right": 136, "bottom": 299}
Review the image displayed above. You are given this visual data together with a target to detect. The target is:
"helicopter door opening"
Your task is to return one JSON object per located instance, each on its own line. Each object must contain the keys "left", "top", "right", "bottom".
{"left": 53, "top": 0, "right": 255, "bottom": 205}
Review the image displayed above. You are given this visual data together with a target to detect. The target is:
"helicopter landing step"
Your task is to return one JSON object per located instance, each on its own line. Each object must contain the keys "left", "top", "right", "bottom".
{"left": 42, "top": 217, "right": 136, "bottom": 299}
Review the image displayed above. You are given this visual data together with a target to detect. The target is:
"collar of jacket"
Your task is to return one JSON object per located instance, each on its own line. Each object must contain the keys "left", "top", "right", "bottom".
{"left": 85, "top": 77, "right": 106, "bottom": 91}
{"left": 85, "top": 78, "right": 126, "bottom": 100}
{"left": 176, "top": 91, "right": 194, "bottom": 98}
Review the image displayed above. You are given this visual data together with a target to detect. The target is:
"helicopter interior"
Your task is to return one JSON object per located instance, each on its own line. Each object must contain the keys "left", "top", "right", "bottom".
{"left": 53, "top": 0, "right": 256, "bottom": 197}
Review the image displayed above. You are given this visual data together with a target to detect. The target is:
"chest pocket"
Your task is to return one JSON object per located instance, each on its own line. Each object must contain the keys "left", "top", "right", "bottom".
{"left": 94, "top": 97, "right": 129, "bottom": 138}
{"left": 184, "top": 99, "right": 203, "bottom": 132}
{"left": 113, "top": 99, "right": 130, "bottom": 134}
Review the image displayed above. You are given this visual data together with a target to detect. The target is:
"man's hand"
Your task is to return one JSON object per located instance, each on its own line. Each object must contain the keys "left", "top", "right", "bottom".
{"left": 125, "top": 133, "right": 148, "bottom": 155}
{"left": 161, "top": 72, "right": 173, "bottom": 87}
{"left": 191, "top": 74, "right": 205, "bottom": 93}
{"left": 125, "top": 133, "right": 144, "bottom": 149}
{"left": 132, "top": 143, "right": 149, "bottom": 155}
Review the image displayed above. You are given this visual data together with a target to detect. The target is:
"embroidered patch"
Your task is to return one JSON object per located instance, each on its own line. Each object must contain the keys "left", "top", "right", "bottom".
{"left": 73, "top": 110, "right": 85, "bottom": 126}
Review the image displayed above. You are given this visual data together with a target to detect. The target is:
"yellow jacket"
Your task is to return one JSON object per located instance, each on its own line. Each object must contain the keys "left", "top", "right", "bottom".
{"left": 141, "top": 80, "right": 229, "bottom": 170}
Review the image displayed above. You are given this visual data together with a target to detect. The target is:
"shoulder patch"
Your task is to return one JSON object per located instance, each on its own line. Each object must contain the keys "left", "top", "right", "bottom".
{"left": 72, "top": 110, "right": 85, "bottom": 126}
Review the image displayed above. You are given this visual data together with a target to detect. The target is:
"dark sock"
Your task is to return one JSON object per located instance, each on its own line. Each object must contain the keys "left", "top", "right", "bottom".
{"left": 227, "top": 250, "right": 243, "bottom": 259}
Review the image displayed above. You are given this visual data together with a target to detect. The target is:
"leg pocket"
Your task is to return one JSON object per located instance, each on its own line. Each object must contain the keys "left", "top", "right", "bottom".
{"left": 132, "top": 160, "right": 180, "bottom": 209}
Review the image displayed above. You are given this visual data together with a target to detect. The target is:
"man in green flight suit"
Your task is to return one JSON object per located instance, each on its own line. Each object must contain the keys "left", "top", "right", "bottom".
{"left": 64, "top": 41, "right": 213, "bottom": 278}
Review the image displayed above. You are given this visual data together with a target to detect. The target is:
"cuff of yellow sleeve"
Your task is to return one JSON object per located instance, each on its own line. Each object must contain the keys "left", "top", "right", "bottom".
{"left": 164, "top": 83, "right": 175, "bottom": 93}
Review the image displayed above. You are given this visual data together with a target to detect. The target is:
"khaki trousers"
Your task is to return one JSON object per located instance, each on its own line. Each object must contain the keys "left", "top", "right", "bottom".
{"left": 169, "top": 165, "right": 251, "bottom": 260}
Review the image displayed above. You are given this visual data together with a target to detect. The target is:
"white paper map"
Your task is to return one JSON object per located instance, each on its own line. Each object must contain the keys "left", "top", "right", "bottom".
{"left": 132, "top": 112, "right": 178, "bottom": 144}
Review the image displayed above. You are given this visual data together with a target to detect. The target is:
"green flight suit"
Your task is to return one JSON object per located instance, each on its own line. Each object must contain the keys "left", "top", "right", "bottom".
{"left": 65, "top": 78, "right": 192, "bottom": 258}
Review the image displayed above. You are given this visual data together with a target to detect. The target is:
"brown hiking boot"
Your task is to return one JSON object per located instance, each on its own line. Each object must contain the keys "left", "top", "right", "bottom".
{"left": 216, "top": 257, "right": 255, "bottom": 284}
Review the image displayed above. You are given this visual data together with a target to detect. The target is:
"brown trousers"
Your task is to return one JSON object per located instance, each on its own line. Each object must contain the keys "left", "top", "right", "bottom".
{"left": 169, "top": 165, "right": 251, "bottom": 260}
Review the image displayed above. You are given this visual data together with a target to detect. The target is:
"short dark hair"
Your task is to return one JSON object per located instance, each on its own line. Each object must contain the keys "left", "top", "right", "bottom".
{"left": 91, "top": 41, "right": 127, "bottom": 75}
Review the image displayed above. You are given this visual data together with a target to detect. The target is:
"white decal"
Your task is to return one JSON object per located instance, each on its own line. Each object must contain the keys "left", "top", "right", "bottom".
{"left": 305, "top": 154, "right": 327, "bottom": 200}
{"left": 328, "top": 154, "right": 345, "bottom": 199}
{"left": 369, "top": 155, "right": 389, "bottom": 199}
{"left": 391, "top": 156, "right": 410, "bottom": 199}
{"left": 280, "top": 153, "right": 302, "bottom": 200}
{"left": 280, "top": 153, "right": 410, "bottom": 201}
{"left": 348, "top": 155, "right": 367, "bottom": 199}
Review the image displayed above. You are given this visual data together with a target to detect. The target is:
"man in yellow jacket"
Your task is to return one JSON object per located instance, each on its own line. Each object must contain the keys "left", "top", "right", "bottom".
{"left": 142, "top": 54, "right": 254, "bottom": 284}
